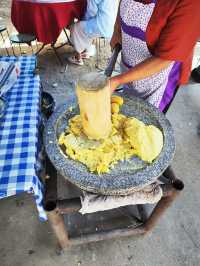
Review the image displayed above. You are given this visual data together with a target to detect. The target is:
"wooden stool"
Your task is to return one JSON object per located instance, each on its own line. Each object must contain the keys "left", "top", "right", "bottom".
{"left": 35, "top": 28, "right": 72, "bottom": 66}
{"left": 0, "top": 25, "right": 15, "bottom": 56}
{"left": 10, "top": 33, "right": 37, "bottom": 56}
{"left": 44, "top": 157, "right": 184, "bottom": 251}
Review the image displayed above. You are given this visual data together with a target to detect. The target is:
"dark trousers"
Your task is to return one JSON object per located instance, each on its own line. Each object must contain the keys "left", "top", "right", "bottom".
{"left": 162, "top": 86, "right": 179, "bottom": 114}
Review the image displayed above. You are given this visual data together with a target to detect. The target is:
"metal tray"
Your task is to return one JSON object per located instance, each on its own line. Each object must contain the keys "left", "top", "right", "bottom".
{"left": 44, "top": 93, "right": 175, "bottom": 195}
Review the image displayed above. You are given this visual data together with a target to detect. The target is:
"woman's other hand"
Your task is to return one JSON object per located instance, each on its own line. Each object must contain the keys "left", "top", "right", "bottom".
{"left": 110, "top": 4, "right": 121, "bottom": 51}
{"left": 109, "top": 76, "right": 120, "bottom": 94}
{"left": 110, "top": 33, "right": 121, "bottom": 51}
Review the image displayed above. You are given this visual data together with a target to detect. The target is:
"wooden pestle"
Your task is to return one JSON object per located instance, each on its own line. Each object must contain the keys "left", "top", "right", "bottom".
{"left": 76, "top": 72, "right": 112, "bottom": 140}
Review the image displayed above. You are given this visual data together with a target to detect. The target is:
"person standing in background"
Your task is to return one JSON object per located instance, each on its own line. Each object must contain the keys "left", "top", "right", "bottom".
{"left": 69, "top": 0, "right": 118, "bottom": 65}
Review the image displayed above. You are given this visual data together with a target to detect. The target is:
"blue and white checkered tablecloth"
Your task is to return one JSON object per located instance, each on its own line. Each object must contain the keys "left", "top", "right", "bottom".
{"left": 0, "top": 56, "right": 47, "bottom": 221}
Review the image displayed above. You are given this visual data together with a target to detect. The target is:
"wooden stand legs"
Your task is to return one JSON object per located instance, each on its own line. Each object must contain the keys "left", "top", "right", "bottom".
{"left": 44, "top": 162, "right": 184, "bottom": 250}
{"left": 143, "top": 180, "right": 184, "bottom": 233}
{"left": 47, "top": 210, "right": 70, "bottom": 249}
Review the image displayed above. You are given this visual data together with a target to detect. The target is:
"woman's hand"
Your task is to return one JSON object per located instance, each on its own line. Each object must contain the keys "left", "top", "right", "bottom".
{"left": 109, "top": 76, "right": 121, "bottom": 94}
{"left": 109, "top": 55, "right": 173, "bottom": 95}
{"left": 110, "top": 35, "right": 121, "bottom": 51}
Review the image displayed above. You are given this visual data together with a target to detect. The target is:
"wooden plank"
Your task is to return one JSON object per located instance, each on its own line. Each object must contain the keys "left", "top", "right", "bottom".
{"left": 63, "top": 207, "right": 141, "bottom": 238}
{"left": 57, "top": 173, "right": 82, "bottom": 200}
{"left": 57, "top": 198, "right": 81, "bottom": 213}
{"left": 69, "top": 225, "right": 146, "bottom": 246}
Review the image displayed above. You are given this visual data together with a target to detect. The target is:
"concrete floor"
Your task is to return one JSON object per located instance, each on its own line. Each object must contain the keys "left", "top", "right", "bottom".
{"left": 1, "top": 10, "right": 200, "bottom": 266}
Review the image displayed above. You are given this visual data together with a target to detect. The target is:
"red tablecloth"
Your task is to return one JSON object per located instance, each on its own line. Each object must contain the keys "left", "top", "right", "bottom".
{"left": 11, "top": 0, "right": 86, "bottom": 44}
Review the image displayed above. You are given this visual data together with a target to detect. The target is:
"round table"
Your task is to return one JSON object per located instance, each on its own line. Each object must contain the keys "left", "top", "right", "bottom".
{"left": 11, "top": 0, "right": 87, "bottom": 44}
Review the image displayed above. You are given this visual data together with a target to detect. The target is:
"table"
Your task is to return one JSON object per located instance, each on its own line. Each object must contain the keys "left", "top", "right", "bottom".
{"left": 0, "top": 56, "right": 46, "bottom": 221}
{"left": 11, "top": 0, "right": 87, "bottom": 44}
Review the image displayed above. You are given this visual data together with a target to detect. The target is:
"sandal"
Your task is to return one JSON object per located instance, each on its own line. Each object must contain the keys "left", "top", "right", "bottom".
{"left": 68, "top": 55, "right": 84, "bottom": 66}
{"left": 81, "top": 45, "right": 96, "bottom": 59}
{"left": 81, "top": 52, "right": 90, "bottom": 59}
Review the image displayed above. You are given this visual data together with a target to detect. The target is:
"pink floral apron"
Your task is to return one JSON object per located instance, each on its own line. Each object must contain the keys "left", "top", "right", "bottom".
{"left": 120, "top": 0, "right": 181, "bottom": 111}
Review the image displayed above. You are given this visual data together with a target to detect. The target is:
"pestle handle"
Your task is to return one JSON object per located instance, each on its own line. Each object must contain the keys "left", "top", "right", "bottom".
{"left": 104, "top": 44, "right": 122, "bottom": 78}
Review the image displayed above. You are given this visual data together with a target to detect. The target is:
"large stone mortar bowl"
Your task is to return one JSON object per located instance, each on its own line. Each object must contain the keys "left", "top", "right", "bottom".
{"left": 44, "top": 94, "right": 175, "bottom": 195}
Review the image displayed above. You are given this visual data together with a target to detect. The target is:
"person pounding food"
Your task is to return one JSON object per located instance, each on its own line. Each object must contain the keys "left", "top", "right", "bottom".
{"left": 109, "top": 0, "right": 200, "bottom": 113}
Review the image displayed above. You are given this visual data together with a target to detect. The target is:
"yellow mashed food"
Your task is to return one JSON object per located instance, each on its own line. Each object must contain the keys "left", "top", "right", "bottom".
{"left": 58, "top": 111, "right": 164, "bottom": 174}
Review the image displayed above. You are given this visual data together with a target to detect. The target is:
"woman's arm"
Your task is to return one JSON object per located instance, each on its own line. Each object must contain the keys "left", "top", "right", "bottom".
{"left": 110, "top": 56, "right": 173, "bottom": 92}
{"left": 84, "top": 0, "right": 119, "bottom": 39}
{"left": 110, "top": 1, "right": 121, "bottom": 50}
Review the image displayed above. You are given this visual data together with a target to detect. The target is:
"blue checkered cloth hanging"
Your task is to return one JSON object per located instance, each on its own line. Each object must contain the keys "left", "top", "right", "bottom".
{"left": 0, "top": 56, "right": 46, "bottom": 221}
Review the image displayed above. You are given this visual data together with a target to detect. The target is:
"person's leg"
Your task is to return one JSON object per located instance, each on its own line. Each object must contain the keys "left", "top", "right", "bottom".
{"left": 69, "top": 22, "right": 93, "bottom": 65}
{"left": 81, "top": 43, "right": 96, "bottom": 58}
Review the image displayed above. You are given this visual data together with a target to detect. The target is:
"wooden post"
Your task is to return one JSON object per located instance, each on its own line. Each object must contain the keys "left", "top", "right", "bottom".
{"left": 44, "top": 156, "right": 70, "bottom": 249}
{"left": 47, "top": 209, "right": 70, "bottom": 249}
{"left": 143, "top": 180, "right": 184, "bottom": 233}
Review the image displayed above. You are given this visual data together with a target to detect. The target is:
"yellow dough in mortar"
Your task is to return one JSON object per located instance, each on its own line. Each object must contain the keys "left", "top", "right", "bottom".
{"left": 58, "top": 99, "right": 163, "bottom": 174}
{"left": 124, "top": 118, "right": 163, "bottom": 163}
